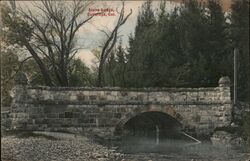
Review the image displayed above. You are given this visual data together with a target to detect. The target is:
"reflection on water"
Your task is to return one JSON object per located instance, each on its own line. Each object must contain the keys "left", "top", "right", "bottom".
{"left": 116, "top": 112, "right": 250, "bottom": 160}
{"left": 118, "top": 136, "right": 250, "bottom": 161}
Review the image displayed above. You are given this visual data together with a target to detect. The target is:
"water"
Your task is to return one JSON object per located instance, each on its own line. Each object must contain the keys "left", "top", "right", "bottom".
{"left": 156, "top": 125, "right": 159, "bottom": 145}
{"left": 118, "top": 137, "right": 250, "bottom": 161}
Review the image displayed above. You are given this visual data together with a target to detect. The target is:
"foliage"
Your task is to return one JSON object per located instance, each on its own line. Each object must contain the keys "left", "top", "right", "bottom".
{"left": 1, "top": 1, "right": 95, "bottom": 86}
{"left": 103, "top": 40, "right": 127, "bottom": 87}
{"left": 1, "top": 48, "right": 20, "bottom": 106}
{"left": 241, "top": 112, "right": 250, "bottom": 145}
{"left": 21, "top": 58, "right": 94, "bottom": 87}
{"left": 230, "top": 0, "right": 249, "bottom": 102}
{"left": 125, "top": 0, "right": 157, "bottom": 87}
{"left": 106, "top": 0, "right": 232, "bottom": 89}
{"left": 69, "top": 58, "right": 94, "bottom": 87}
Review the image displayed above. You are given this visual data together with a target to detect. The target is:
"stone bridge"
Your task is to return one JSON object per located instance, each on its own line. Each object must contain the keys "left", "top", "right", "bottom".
{"left": 10, "top": 75, "right": 232, "bottom": 139}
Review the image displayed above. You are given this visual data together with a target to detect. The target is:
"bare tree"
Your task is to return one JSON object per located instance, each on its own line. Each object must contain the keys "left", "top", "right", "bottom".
{"left": 2, "top": 0, "right": 98, "bottom": 86}
{"left": 97, "top": 1, "right": 132, "bottom": 87}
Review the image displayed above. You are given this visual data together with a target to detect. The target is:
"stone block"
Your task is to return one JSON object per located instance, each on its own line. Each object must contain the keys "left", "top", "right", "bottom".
{"left": 99, "top": 96, "right": 107, "bottom": 101}
{"left": 44, "top": 93, "right": 52, "bottom": 100}
{"left": 82, "top": 91, "right": 89, "bottom": 95}
{"left": 215, "top": 111, "right": 223, "bottom": 117}
{"left": 43, "top": 106, "right": 52, "bottom": 113}
{"left": 52, "top": 118, "right": 62, "bottom": 124}
{"left": 81, "top": 123, "right": 91, "bottom": 128}
{"left": 26, "top": 119, "right": 34, "bottom": 124}
{"left": 38, "top": 124, "right": 47, "bottom": 130}
{"left": 43, "top": 118, "right": 49, "bottom": 124}
{"left": 26, "top": 124, "right": 39, "bottom": 130}
{"left": 72, "top": 112, "right": 80, "bottom": 118}
{"left": 199, "top": 116, "right": 211, "bottom": 123}
{"left": 17, "top": 113, "right": 29, "bottom": 118}
{"left": 59, "top": 113, "right": 65, "bottom": 118}
{"left": 114, "top": 113, "right": 122, "bottom": 119}
{"left": 65, "top": 112, "right": 73, "bottom": 118}
{"left": 175, "top": 94, "right": 187, "bottom": 102}
{"left": 89, "top": 95, "right": 97, "bottom": 101}
{"left": 198, "top": 110, "right": 208, "bottom": 116}
{"left": 27, "top": 107, "right": 38, "bottom": 114}
{"left": 46, "top": 113, "right": 58, "bottom": 118}
{"left": 107, "top": 95, "right": 115, "bottom": 101}
{"left": 70, "top": 95, "right": 77, "bottom": 101}
{"left": 192, "top": 114, "right": 201, "bottom": 122}
{"left": 218, "top": 106, "right": 225, "bottom": 111}
{"left": 35, "top": 118, "right": 45, "bottom": 124}
{"left": 77, "top": 94, "right": 85, "bottom": 101}
{"left": 51, "top": 124, "right": 62, "bottom": 128}
{"left": 218, "top": 116, "right": 226, "bottom": 122}
{"left": 71, "top": 119, "right": 78, "bottom": 125}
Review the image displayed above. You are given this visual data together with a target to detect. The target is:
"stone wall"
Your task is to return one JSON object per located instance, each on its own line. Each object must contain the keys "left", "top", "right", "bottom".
{"left": 10, "top": 75, "right": 232, "bottom": 137}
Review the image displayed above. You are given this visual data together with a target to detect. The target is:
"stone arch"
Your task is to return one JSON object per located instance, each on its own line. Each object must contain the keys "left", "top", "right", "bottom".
{"left": 114, "top": 105, "right": 184, "bottom": 136}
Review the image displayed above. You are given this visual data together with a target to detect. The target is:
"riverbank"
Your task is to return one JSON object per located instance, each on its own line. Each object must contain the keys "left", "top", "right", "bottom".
{"left": 1, "top": 132, "right": 122, "bottom": 161}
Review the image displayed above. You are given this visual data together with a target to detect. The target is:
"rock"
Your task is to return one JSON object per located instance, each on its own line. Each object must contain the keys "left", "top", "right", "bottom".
{"left": 1, "top": 134, "right": 121, "bottom": 161}
{"left": 211, "top": 130, "right": 248, "bottom": 147}
{"left": 218, "top": 76, "right": 230, "bottom": 87}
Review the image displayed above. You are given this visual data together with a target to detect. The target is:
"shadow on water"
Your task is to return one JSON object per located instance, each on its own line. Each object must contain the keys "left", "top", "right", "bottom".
{"left": 120, "top": 132, "right": 202, "bottom": 153}
{"left": 118, "top": 135, "right": 249, "bottom": 161}
{"left": 115, "top": 111, "right": 249, "bottom": 160}
{"left": 118, "top": 111, "right": 199, "bottom": 154}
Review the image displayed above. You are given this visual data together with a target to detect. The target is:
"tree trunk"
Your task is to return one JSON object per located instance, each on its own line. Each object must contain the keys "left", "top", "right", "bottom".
{"left": 23, "top": 41, "right": 53, "bottom": 86}
{"left": 61, "top": 64, "right": 69, "bottom": 86}
{"left": 97, "top": 62, "right": 104, "bottom": 87}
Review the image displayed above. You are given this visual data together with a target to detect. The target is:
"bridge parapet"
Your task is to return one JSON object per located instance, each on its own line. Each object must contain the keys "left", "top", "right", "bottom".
{"left": 16, "top": 85, "right": 230, "bottom": 106}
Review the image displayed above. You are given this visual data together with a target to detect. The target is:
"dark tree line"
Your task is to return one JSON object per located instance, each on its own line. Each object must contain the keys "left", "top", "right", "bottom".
{"left": 102, "top": 0, "right": 249, "bottom": 103}
{"left": 230, "top": 0, "right": 250, "bottom": 102}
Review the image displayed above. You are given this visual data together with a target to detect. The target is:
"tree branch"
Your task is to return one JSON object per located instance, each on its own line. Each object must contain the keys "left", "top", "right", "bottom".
{"left": 5, "top": 56, "right": 32, "bottom": 83}
{"left": 97, "top": 0, "right": 132, "bottom": 86}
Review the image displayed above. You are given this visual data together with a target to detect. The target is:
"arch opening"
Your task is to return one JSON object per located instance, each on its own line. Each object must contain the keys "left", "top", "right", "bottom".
{"left": 117, "top": 111, "right": 194, "bottom": 153}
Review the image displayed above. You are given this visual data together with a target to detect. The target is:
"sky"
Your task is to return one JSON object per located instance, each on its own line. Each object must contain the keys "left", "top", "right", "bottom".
{"left": 75, "top": 1, "right": 144, "bottom": 67}
{"left": 75, "top": 1, "right": 178, "bottom": 67}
